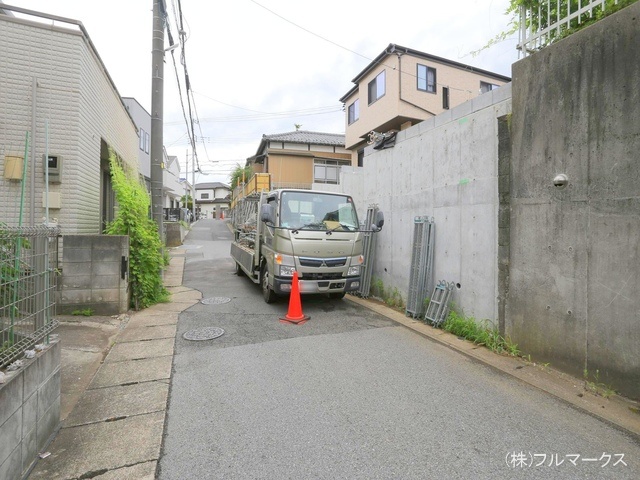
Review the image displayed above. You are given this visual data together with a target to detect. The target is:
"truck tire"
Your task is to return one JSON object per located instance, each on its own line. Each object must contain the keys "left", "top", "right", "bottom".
{"left": 235, "top": 262, "right": 243, "bottom": 276}
{"left": 261, "top": 264, "right": 277, "bottom": 303}
{"left": 329, "top": 292, "right": 346, "bottom": 300}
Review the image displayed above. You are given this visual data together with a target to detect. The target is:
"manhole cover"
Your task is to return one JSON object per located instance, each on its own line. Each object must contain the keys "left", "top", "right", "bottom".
{"left": 183, "top": 327, "right": 225, "bottom": 341}
{"left": 201, "top": 297, "right": 231, "bottom": 305}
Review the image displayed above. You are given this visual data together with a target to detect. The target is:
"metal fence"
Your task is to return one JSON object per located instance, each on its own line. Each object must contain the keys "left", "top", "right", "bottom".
{"left": 0, "top": 225, "right": 60, "bottom": 368}
{"left": 518, "top": 0, "right": 619, "bottom": 56}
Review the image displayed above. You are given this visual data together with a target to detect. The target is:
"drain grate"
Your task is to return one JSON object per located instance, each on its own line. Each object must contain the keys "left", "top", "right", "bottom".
{"left": 200, "top": 297, "right": 231, "bottom": 305}
{"left": 183, "top": 327, "right": 225, "bottom": 341}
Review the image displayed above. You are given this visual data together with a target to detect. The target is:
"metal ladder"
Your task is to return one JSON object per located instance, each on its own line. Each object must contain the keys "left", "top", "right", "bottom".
{"left": 355, "top": 204, "right": 379, "bottom": 298}
{"left": 424, "top": 280, "right": 455, "bottom": 326}
{"left": 406, "top": 216, "right": 435, "bottom": 318}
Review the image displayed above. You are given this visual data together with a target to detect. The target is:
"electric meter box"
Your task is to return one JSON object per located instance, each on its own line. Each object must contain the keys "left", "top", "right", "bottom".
{"left": 44, "top": 154, "right": 62, "bottom": 183}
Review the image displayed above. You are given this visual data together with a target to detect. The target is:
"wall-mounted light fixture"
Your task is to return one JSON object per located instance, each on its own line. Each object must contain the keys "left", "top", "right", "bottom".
{"left": 553, "top": 173, "right": 569, "bottom": 189}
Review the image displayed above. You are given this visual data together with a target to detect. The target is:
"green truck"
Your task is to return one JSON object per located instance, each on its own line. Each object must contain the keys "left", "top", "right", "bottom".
{"left": 230, "top": 178, "right": 383, "bottom": 303}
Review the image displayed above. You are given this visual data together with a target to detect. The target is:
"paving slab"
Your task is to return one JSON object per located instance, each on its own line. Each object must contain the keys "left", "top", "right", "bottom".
{"left": 65, "top": 381, "right": 169, "bottom": 427}
{"left": 126, "top": 313, "right": 179, "bottom": 328}
{"left": 28, "top": 411, "right": 165, "bottom": 480}
{"left": 106, "top": 338, "right": 175, "bottom": 362}
{"left": 93, "top": 461, "right": 157, "bottom": 480}
{"left": 168, "top": 290, "right": 201, "bottom": 303}
{"left": 90, "top": 356, "right": 173, "bottom": 389}
{"left": 117, "top": 324, "right": 177, "bottom": 343}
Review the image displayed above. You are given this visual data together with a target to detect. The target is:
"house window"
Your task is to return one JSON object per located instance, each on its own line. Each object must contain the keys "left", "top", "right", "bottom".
{"left": 139, "top": 128, "right": 146, "bottom": 151}
{"left": 417, "top": 64, "right": 436, "bottom": 93}
{"left": 480, "top": 81, "right": 500, "bottom": 94}
{"left": 201, "top": 193, "right": 209, "bottom": 199}
{"left": 348, "top": 99, "right": 359, "bottom": 124}
{"left": 442, "top": 87, "right": 450, "bottom": 109}
{"left": 314, "top": 159, "right": 351, "bottom": 184}
{"left": 145, "top": 131, "right": 150, "bottom": 154}
{"left": 368, "top": 70, "right": 386, "bottom": 105}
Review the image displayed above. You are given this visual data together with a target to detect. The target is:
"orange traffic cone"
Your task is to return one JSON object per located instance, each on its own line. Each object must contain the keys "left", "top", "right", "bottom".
{"left": 280, "top": 271, "right": 309, "bottom": 325}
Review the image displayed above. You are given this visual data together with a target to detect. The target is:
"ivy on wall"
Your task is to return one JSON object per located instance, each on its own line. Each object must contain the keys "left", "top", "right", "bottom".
{"left": 105, "top": 150, "right": 168, "bottom": 310}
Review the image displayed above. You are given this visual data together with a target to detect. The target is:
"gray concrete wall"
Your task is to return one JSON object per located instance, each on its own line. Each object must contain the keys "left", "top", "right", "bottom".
{"left": 57, "top": 235, "right": 129, "bottom": 315}
{"left": 507, "top": 4, "right": 640, "bottom": 398}
{"left": 0, "top": 341, "right": 60, "bottom": 480}
{"left": 341, "top": 85, "right": 512, "bottom": 322}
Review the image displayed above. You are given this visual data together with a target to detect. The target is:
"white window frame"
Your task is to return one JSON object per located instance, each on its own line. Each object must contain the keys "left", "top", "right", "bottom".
{"left": 313, "top": 159, "right": 351, "bottom": 184}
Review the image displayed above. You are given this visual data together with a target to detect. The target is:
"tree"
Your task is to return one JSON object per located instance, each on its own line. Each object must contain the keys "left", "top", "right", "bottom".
{"left": 230, "top": 163, "right": 253, "bottom": 190}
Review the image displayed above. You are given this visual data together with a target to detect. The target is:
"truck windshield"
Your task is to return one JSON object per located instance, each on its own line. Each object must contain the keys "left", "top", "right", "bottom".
{"left": 279, "top": 191, "right": 359, "bottom": 231}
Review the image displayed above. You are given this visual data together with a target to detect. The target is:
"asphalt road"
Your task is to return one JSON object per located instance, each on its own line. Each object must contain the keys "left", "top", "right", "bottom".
{"left": 158, "top": 219, "right": 639, "bottom": 479}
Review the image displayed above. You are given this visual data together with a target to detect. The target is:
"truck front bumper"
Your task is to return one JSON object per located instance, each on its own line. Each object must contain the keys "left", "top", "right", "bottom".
{"left": 273, "top": 276, "right": 360, "bottom": 295}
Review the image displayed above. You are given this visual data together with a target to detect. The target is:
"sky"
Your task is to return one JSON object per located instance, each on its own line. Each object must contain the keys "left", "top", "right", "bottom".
{"left": 8, "top": 0, "right": 520, "bottom": 184}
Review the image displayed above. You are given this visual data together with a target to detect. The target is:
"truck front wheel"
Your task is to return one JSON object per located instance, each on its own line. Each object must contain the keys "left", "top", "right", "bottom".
{"left": 261, "top": 264, "right": 277, "bottom": 303}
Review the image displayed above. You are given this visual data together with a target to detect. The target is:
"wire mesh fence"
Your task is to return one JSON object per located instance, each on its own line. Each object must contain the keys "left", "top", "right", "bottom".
{"left": 0, "top": 225, "right": 60, "bottom": 368}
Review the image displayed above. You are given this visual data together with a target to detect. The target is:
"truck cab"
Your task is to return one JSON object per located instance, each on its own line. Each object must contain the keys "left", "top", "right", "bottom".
{"left": 231, "top": 183, "right": 383, "bottom": 303}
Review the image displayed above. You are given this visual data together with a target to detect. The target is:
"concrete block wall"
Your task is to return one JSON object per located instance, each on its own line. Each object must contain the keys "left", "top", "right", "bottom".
{"left": 341, "top": 85, "right": 512, "bottom": 322}
{"left": 0, "top": 341, "right": 61, "bottom": 480}
{"left": 57, "top": 235, "right": 129, "bottom": 315}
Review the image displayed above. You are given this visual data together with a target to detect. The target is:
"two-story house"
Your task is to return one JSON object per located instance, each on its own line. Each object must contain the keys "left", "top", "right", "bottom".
{"left": 246, "top": 131, "right": 352, "bottom": 190}
{"left": 122, "top": 97, "right": 151, "bottom": 192}
{"left": 340, "top": 44, "right": 511, "bottom": 164}
{"left": 194, "top": 182, "right": 231, "bottom": 219}
{"left": 0, "top": 4, "right": 141, "bottom": 233}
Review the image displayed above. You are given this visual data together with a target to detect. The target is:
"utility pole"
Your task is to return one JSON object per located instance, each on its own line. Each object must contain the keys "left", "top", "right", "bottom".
{"left": 192, "top": 152, "right": 196, "bottom": 221}
{"left": 150, "top": 0, "right": 166, "bottom": 240}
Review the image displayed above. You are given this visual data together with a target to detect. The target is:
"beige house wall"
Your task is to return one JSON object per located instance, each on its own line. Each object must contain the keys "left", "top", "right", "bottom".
{"left": 265, "top": 149, "right": 352, "bottom": 188}
{"left": 343, "top": 52, "right": 508, "bottom": 153}
{"left": 0, "top": 15, "right": 138, "bottom": 233}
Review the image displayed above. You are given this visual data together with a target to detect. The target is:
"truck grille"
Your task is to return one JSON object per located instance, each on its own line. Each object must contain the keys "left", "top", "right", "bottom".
{"left": 299, "top": 257, "right": 347, "bottom": 267}
{"left": 301, "top": 272, "right": 344, "bottom": 280}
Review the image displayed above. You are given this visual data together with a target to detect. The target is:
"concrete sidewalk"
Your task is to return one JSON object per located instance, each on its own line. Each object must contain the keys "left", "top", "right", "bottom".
{"left": 28, "top": 248, "right": 200, "bottom": 480}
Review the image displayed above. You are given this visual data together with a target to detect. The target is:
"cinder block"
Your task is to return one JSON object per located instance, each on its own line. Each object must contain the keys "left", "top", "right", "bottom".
{"left": 0, "top": 408, "right": 22, "bottom": 467}
{"left": 37, "top": 369, "right": 60, "bottom": 421}
{"left": 92, "top": 274, "right": 120, "bottom": 289}
{"left": 0, "top": 444, "right": 22, "bottom": 480}
{"left": 0, "top": 371, "right": 23, "bottom": 426}
{"left": 36, "top": 396, "right": 60, "bottom": 452}
{"left": 62, "top": 247, "right": 92, "bottom": 263}
{"left": 22, "top": 392, "right": 38, "bottom": 436}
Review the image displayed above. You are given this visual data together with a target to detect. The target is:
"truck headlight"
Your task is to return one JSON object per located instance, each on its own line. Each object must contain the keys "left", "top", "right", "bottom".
{"left": 279, "top": 265, "right": 296, "bottom": 277}
{"left": 347, "top": 265, "right": 360, "bottom": 276}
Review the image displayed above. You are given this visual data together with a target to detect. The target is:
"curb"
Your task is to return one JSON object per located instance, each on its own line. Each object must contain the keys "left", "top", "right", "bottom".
{"left": 345, "top": 295, "right": 640, "bottom": 440}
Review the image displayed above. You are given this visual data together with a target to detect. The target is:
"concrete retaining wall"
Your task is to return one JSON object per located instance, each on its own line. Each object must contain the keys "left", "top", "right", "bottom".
{"left": 0, "top": 341, "right": 60, "bottom": 480}
{"left": 57, "top": 235, "right": 129, "bottom": 315}
{"left": 341, "top": 85, "right": 512, "bottom": 322}
{"left": 507, "top": 4, "right": 640, "bottom": 398}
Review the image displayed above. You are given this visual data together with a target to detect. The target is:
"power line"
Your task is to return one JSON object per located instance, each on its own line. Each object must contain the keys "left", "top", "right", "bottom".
{"left": 249, "top": 0, "right": 474, "bottom": 95}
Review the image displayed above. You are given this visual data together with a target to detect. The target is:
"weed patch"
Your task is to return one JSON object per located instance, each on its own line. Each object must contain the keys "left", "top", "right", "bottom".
{"left": 442, "top": 310, "right": 520, "bottom": 356}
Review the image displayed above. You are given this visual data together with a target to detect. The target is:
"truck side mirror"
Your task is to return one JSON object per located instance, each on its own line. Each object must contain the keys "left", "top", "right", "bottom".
{"left": 371, "top": 211, "right": 384, "bottom": 231}
{"left": 260, "top": 204, "right": 275, "bottom": 224}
